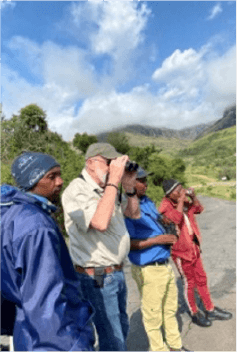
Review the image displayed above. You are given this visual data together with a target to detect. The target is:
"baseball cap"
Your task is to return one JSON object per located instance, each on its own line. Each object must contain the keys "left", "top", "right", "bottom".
{"left": 136, "top": 166, "right": 154, "bottom": 179}
{"left": 85, "top": 143, "right": 122, "bottom": 160}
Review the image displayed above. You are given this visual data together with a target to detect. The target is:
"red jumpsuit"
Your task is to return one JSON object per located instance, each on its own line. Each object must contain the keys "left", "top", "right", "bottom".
{"left": 159, "top": 197, "right": 214, "bottom": 315}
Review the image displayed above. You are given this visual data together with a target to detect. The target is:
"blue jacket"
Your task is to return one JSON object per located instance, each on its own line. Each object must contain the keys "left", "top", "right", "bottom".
{"left": 1, "top": 185, "right": 94, "bottom": 351}
{"left": 125, "top": 195, "right": 170, "bottom": 266}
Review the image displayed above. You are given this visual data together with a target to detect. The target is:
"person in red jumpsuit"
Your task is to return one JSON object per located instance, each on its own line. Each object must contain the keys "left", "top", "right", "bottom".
{"left": 159, "top": 179, "right": 232, "bottom": 327}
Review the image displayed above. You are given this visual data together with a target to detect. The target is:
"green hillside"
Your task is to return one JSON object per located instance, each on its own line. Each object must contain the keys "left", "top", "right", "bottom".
{"left": 177, "top": 126, "right": 236, "bottom": 200}
{"left": 125, "top": 132, "right": 192, "bottom": 155}
{"left": 124, "top": 126, "right": 236, "bottom": 201}
{"left": 178, "top": 126, "right": 236, "bottom": 171}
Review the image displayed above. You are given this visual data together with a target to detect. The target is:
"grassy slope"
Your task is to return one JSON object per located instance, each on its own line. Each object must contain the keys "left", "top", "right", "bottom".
{"left": 178, "top": 126, "right": 236, "bottom": 161}
{"left": 178, "top": 127, "right": 236, "bottom": 201}
{"left": 125, "top": 132, "right": 192, "bottom": 156}
{"left": 126, "top": 127, "right": 236, "bottom": 201}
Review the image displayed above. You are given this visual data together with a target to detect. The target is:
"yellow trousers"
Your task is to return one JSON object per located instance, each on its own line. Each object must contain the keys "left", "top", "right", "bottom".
{"left": 131, "top": 263, "right": 182, "bottom": 351}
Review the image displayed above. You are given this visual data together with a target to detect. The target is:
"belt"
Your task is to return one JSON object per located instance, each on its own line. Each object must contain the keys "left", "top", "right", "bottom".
{"left": 146, "top": 259, "right": 169, "bottom": 266}
{"left": 75, "top": 264, "right": 123, "bottom": 276}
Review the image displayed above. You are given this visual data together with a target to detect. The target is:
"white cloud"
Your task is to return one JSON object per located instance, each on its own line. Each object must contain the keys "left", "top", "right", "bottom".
{"left": 207, "top": 3, "right": 223, "bottom": 20}
{"left": 68, "top": 1, "right": 151, "bottom": 87}
{"left": 152, "top": 48, "right": 204, "bottom": 82}
{"left": 2, "top": 36, "right": 100, "bottom": 139}
{"left": 8, "top": 36, "right": 42, "bottom": 76}
{"left": 1, "top": 1, "right": 16, "bottom": 11}
{"left": 7, "top": 36, "right": 99, "bottom": 98}
{"left": 3, "top": 42, "right": 236, "bottom": 140}
{"left": 69, "top": 43, "right": 236, "bottom": 137}
{"left": 2, "top": 65, "right": 75, "bottom": 135}
{"left": 90, "top": 2, "right": 151, "bottom": 58}
{"left": 206, "top": 45, "right": 236, "bottom": 108}
{"left": 68, "top": 88, "right": 218, "bottom": 137}
{"left": 2, "top": 2, "right": 235, "bottom": 141}
{"left": 152, "top": 48, "right": 206, "bottom": 103}
{"left": 70, "top": 1, "right": 150, "bottom": 60}
{"left": 42, "top": 42, "right": 98, "bottom": 98}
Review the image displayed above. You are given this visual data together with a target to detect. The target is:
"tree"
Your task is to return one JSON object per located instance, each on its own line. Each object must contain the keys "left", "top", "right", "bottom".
{"left": 148, "top": 155, "right": 186, "bottom": 186}
{"left": 73, "top": 133, "right": 98, "bottom": 154}
{"left": 129, "top": 144, "right": 161, "bottom": 168}
{"left": 106, "top": 132, "right": 130, "bottom": 154}
{"left": 19, "top": 104, "right": 48, "bottom": 132}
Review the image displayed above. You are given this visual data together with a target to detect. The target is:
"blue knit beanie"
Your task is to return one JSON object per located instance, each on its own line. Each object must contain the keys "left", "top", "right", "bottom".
{"left": 11, "top": 151, "right": 60, "bottom": 190}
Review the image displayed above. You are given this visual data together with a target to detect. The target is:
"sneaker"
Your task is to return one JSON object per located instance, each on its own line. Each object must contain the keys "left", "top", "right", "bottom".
{"left": 192, "top": 310, "right": 212, "bottom": 327}
{"left": 206, "top": 306, "right": 233, "bottom": 321}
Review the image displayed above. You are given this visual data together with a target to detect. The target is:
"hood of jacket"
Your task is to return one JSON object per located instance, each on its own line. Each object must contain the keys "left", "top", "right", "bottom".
{"left": 1, "top": 184, "right": 57, "bottom": 216}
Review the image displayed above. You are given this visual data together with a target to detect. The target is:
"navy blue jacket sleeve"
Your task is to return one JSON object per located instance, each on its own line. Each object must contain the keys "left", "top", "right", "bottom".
{"left": 13, "top": 227, "right": 94, "bottom": 351}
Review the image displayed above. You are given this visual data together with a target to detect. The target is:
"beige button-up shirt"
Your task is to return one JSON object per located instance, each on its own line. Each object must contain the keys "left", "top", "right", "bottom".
{"left": 62, "top": 168, "right": 130, "bottom": 267}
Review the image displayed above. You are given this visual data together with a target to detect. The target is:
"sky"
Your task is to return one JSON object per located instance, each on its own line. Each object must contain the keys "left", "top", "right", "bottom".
{"left": 1, "top": 0, "right": 236, "bottom": 141}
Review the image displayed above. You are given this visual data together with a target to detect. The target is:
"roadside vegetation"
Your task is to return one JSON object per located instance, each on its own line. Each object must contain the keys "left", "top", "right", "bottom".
{"left": 1, "top": 104, "right": 85, "bottom": 235}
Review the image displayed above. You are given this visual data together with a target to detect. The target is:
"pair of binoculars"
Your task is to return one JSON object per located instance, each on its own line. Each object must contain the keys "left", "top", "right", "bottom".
{"left": 125, "top": 161, "right": 139, "bottom": 172}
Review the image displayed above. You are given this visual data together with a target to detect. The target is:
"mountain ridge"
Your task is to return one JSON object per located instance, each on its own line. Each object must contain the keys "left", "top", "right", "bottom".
{"left": 97, "top": 122, "right": 214, "bottom": 142}
{"left": 195, "top": 105, "right": 236, "bottom": 139}
{"left": 96, "top": 105, "right": 236, "bottom": 142}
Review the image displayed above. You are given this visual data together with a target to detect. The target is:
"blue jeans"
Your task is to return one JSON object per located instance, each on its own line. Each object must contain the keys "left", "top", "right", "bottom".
{"left": 77, "top": 270, "right": 129, "bottom": 351}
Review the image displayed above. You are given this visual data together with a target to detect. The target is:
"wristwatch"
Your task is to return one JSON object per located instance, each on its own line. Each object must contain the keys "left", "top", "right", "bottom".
{"left": 125, "top": 189, "right": 136, "bottom": 197}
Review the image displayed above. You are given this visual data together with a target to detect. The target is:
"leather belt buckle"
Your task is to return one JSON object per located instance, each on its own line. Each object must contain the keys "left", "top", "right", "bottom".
{"left": 75, "top": 263, "right": 123, "bottom": 276}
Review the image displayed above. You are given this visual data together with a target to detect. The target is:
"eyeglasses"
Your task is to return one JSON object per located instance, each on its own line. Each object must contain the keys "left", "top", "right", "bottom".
{"left": 92, "top": 158, "right": 111, "bottom": 166}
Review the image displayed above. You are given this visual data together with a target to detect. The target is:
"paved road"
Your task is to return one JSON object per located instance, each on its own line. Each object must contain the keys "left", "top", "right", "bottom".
{"left": 1, "top": 196, "right": 236, "bottom": 351}
{"left": 125, "top": 196, "right": 236, "bottom": 351}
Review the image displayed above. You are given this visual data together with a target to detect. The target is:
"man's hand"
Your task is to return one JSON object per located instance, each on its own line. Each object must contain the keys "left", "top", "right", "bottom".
{"left": 130, "top": 234, "right": 177, "bottom": 250}
{"left": 121, "top": 170, "right": 137, "bottom": 193}
{"left": 187, "top": 187, "right": 203, "bottom": 210}
{"left": 179, "top": 188, "right": 187, "bottom": 201}
{"left": 177, "top": 188, "right": 189, "bottom": 210}
{"left": 108, "top": 155, "right": 129, "bottom": 185}
{"left": 160, "top": 214, "right": 172, "bottom": 225}
{"left": 122, "top": 168, "right": 140, "bottom": 219}
{"left": 187, "top": 187, "right": 196, "bottom": 199}
{"left": 155, "top": 234, "right": 178, "bottom": 245}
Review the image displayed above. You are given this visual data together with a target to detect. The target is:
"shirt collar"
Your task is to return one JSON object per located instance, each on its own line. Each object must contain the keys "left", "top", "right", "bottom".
{"left": 139, "top": 195, "right": 147, "bottom": 203}
{"left": 166, "top": 196, "right": 177, "bottom": 207}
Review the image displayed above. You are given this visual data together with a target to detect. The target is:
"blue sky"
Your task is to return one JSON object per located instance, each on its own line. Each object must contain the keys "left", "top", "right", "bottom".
{"left": 1, "top": 1, "right": 236, "bottom": 140}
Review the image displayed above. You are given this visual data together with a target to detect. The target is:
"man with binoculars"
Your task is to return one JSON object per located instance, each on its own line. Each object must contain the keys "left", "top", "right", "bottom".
{"left": 159, "top": 179, "right": 232, "bottom": 327}
{"left": 62, "top": 143, "right": 140, "bottom": 351}
{"left": 125, "top": 168, "right": 188, "bottom": 352}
